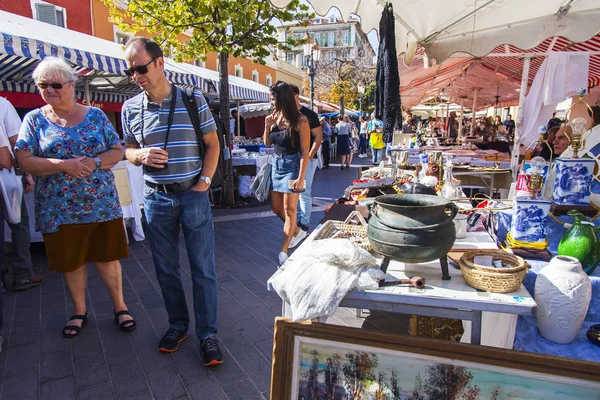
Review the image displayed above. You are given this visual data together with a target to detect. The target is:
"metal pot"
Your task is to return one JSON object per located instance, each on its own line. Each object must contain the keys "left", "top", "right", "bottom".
{"left": 368, "top": 194, "right": 458, "bottom": 263}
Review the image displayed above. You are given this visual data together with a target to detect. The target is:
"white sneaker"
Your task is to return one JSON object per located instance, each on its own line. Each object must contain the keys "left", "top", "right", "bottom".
{"left": 288, "top": 229, "right": 307, "bottom": 249}
{"left": 278, "top": 252, "right": 288, "bottom": 267}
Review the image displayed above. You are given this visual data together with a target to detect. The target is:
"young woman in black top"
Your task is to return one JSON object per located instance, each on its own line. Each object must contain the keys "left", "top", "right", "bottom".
{"left": 263, "top": 81, "right": 310, "bottom": 266}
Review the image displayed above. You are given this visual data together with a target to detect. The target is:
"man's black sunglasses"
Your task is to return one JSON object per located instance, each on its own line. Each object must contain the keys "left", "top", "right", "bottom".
{"left": 124, "top": 57, "right": 158, "bottom": 77}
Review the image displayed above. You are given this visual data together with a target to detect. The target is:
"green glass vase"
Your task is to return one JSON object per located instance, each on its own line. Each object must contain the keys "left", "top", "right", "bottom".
{"left": 557, "top": 211, "right": 600, "bottom": 275}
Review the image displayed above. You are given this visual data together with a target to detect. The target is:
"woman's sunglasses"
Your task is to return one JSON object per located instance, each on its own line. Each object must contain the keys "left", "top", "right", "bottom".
{"left": 124, "top": 57, "right": 158, "bottom": 77}
{"left": 37, "top": 81, "right": 72, "bottom": 90}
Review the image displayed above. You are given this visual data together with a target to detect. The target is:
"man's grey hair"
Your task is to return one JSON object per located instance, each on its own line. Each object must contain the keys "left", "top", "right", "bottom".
{"left": 32, "top": 57, "right": 78, "bottom": 83}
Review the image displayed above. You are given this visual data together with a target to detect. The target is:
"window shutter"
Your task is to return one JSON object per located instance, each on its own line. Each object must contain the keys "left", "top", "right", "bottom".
{"left": 36, "top": 4, "right": 58, "bottom": 25}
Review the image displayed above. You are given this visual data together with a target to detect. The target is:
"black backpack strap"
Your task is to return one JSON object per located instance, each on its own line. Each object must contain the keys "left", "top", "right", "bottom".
{"left": 180, "top": 86, "right": 206, "bottom": 159}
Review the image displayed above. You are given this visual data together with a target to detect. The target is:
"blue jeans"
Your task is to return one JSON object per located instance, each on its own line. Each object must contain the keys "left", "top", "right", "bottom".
{"left": 372, "top": 148, "right": 383, "bottom": 164}
{"left": 297, "top": 158, "right": 319, "bottom": 229}
{"left": 7, "top": 197, "right": 33, "bottom": 281}
{"left": 143, "top": 185, "right": 217, "bottom": 340}
{"left": 358, "top": 134, "right": 368, "bottom": 155}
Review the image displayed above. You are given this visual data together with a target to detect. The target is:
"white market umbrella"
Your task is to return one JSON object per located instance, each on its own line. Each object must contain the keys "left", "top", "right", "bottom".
{"left": 271, "top": 0, "right": 600, "bottom": 65}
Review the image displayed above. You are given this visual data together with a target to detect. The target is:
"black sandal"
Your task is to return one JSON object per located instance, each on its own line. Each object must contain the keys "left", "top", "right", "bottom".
{"left": 114, "top": 310, "right": 137, "bottom": 332}
{"left": 62, "top": 312, "right": 87, "bottom": 338}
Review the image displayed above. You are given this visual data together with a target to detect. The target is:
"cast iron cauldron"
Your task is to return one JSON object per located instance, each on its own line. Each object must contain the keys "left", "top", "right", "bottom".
{"left": 368, "top": 194, "right": 458, "bottom": 263}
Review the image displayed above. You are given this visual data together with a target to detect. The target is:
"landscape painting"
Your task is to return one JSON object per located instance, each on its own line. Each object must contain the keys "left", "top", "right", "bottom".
{"left": 291, "top": 338, "right": 600, "bottom": 400}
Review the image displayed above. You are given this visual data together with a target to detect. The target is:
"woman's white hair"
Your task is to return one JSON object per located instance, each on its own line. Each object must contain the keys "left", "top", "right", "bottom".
{"left": 32, "top": 57, "right": 77, "bottom": 83}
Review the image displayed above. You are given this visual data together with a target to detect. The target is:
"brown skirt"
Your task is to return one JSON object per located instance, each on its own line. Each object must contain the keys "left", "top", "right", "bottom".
{"left": 42, "top": 218, "right": 129, "bottom": 272}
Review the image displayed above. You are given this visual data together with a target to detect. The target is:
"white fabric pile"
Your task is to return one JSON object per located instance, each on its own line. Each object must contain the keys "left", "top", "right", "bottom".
{"left": 267, "top": 239, "right": 385, "bottom": 321}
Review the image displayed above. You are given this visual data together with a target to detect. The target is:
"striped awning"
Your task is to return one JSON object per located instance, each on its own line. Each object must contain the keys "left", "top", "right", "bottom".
{"left": 0, "top": 10, "right": 268, "bottom": 104}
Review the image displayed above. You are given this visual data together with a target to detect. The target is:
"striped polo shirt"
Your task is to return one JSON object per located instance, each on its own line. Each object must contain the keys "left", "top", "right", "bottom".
{"left": 121, "top": 85, "right": 217, "bottom": 184}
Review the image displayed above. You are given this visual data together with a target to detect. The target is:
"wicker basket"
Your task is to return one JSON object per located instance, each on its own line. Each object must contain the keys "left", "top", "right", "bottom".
{"left": 314, "top": 211, "right": 372, "bottom": 251}
{"left": 459, "top": 250, "right": 527, "bottom": 293}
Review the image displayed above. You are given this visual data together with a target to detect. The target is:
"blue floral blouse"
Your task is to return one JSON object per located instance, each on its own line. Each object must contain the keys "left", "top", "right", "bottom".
{"left": 16, "top": 107, "right": 123, "bottom": 234}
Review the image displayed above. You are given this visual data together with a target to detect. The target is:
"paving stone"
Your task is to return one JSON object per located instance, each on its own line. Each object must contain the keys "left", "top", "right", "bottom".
{"left": 134, "top": 344, "right": 174, "bottom": 373}
{"left": 41, "top": 309, "right": 67, "bottom": 332}
{"left": 207, "top": 350, "right": 248, "bottom": 387}
{"left": 221, "top": 378, "right": 265, "bottom": 400}
{"left": 1, "top": 370, "right": 38, "bottom": 399}
{"left": 40, "top": 350, "right": 73, "bottom": 382}
{"left": 233, "top": 317, "right": 272, "bottom": 344}
{"left": 77, "top": 381, "right": 115, "bottom": 400}
{"left": 254, "top": 338, "right": 275, "bottom": 360}
{"left": 146, "top": 366, "right": 188, "bottom": 399}
{"left": 41, "top": 293, "right": 66, "bottom": 314}
{"left": 40, "top": 376, "right": 76, "bottom": 400}
{"left": 237, "top": 357, "right": 273, "bottom": 393}
{"left": 73, "top": 354, "right": 110, "bottom": 386}
{"left": 9, "top": 322, "right": 41, "bottom": 347}
{"left": 139, "top": 291, "right": 164, "bottom": 309}
{"left": 220, "top": 332, "right": 264, "bottom": 363}
{"left": 182, "top": 373, "right": 227, "bottom": 400}
{"left": 219, "top": 300, "right": 254, "bottom": 322}
{"left": 41, "top": 279, "right": 65, "bottom": 295}
{"left": 41, "top": 329, "right": 71, "bottom": 354}
{"left": 71, "top": 332, "right": 104, "bottom": 359}
{"left": 103, "top": 339, "right": 138, "bottom": 364}
{"left": 170, "top": 347, "right": 210, "bottom": 379}
{"left": 4, "top": 343, "right": 40, "bottom": 376}
{"left": 108, "top": 361, "right": 150, "bottom": 398}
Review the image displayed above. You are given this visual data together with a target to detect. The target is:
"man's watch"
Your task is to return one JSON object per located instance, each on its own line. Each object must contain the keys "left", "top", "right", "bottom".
{"left": 93, "top": 157, "right": 102, "bottom": 170}
{"left": 199, "top": 175, "right": 212, "bottom": 185}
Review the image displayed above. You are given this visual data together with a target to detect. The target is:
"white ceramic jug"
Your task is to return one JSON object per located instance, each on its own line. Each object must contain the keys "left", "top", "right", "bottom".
{"left": 534, "top": 256, "right": 592, "bottom": 344}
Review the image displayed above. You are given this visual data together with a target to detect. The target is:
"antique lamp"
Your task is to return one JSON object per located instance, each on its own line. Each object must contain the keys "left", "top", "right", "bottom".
{"left": 527, "top": 159, "right": 547, "bottom": 198}
{"left": 566, "top": 117, "right": 588, "bottom": 159}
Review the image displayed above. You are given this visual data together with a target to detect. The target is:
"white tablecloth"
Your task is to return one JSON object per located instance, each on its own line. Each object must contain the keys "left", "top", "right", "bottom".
{"left": 232, "top": 155, "right": 270, "bottom": 171}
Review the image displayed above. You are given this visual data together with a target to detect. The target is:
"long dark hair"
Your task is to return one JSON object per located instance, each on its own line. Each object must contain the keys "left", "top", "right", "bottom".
{"left": 270, "top": 81, "right": 301, "bottom": 145}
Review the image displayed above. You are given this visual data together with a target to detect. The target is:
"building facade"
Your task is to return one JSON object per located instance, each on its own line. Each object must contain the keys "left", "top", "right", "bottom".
{"left": 0, "top": 0, "right": 93, "bottom": 34}
{"left": 278, "top": 16, "right": 375, "bottom": 71}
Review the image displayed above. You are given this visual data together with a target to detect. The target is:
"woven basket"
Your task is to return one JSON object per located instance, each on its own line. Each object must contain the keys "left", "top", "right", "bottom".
{"left": 459, "top": 250, "right": 527, "bottom": 293}
{"left": 314, "top": 211, "right": 372, "bottom": 251}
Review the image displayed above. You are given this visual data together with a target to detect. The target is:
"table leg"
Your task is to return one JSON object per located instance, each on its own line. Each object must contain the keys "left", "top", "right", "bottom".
{"left": 440, "top": 255, "right": 451, "bottom": 280}
{"left": 490, "top": 173, "right": 496, "bottom": 197}
{"left": 471, "top": 310, "right": 482, "bottom": 345}
{"left": 380, "top": 256, "right": 391, "bottom": 274}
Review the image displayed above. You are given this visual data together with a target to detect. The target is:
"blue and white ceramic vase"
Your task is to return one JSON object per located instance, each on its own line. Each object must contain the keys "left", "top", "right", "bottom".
{"left": 510, "top": 197, "right": 551, "bottom": 243}
{"left": 552, "top": 157, "right": 595, "bottom": 205}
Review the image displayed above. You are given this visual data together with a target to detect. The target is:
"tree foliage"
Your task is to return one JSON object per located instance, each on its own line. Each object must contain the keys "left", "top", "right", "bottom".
{"left": 390, "top": 369, "right": 401, "bottom": 400}
{"left": 423, "top": 364, "right": 474, "bottom": 400}
{"left": 324, "top": 354, "right": 342, "bottom": 400}
{"left": 342, "top": 351, "right": 379, "bottom": 399}
{"left": 101, "top": 0, "right": 312, "bottom": 63}
{"left": 305, "top": 349, "right": 322, "bottom": 399}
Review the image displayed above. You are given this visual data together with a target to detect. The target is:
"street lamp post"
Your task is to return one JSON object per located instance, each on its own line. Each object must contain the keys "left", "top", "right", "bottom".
{"left": 303, "top": 36, "right": 321, "bottom": 111}
{"left": 357, "top": 82, "right": 365, "bottom": 116}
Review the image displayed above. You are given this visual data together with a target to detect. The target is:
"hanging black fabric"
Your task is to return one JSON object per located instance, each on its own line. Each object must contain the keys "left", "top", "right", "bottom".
{"left": 374, "top": 2, "right": 402, "bottom": 144}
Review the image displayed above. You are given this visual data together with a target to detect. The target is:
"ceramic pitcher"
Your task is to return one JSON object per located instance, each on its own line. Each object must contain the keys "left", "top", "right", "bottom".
{"left": 534, "top": 256, "right": 592, "bottom": 344}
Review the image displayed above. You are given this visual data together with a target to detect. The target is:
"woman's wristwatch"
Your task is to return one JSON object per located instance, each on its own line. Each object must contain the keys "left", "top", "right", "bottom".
{"left": 94, "top": 158, "right": 101, "bottom": 170}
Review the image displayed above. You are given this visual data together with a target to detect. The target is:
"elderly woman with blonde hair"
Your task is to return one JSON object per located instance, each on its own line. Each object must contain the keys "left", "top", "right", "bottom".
{"left": 15, "top": 57, "right": 136, "bottom": 338}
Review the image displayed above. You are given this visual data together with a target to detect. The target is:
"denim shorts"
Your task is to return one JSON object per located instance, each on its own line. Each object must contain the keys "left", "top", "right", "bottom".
{"left": 271, "top": 153, "right": 303, "bottom": 193}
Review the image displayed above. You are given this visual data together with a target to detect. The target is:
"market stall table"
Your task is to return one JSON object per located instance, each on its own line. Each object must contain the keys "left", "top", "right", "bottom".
{"left": 281, "top": 228, "right": 536, "bottom": 348}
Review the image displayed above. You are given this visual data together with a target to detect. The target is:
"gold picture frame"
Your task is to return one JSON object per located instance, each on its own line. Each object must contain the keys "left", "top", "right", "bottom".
{"left": 271, "top": 318, "right": 600, "bottom": 399}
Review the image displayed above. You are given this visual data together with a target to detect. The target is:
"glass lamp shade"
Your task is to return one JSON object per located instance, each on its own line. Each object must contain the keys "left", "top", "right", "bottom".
{"left": 357, "top": 83, "right": 365, "bottom": 94}
{"left": 569, "top": 117, "right": 588, "bottom": 139}
{"left": 303, "top": 42, "right": 312, "bottom": 58}
{"left": 313, "top": 48, "right": 321, "bottom": 63}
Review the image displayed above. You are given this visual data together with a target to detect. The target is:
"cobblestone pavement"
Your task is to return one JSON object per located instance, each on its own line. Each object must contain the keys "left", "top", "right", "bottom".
{"left": 0, "top": 156, "right": 409, "bottom": 399}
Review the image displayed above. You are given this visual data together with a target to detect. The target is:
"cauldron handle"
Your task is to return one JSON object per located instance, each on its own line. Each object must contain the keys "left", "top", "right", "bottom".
{"left": 372, "top": 203, "right": 459, "bottom": 231}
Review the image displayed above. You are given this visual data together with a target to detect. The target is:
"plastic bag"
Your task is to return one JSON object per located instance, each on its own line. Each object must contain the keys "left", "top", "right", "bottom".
{"left": 0, "top": 167, "right": 23, "bottom": 224}
{"left": 237, "top": 175, "right": 255, "bottom": 197}
{"left": 250, "top": 160, "right": 271, "bottom": 202}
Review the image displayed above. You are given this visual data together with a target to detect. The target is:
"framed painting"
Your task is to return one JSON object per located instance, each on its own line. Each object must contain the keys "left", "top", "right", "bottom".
{"left": 271, "top": 318, "right": 600, "bottom": 399}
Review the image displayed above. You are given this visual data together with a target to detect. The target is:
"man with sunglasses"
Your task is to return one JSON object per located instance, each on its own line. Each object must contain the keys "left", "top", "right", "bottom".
{"left": 121, "top": 38, "right": 223, "bottom": 366}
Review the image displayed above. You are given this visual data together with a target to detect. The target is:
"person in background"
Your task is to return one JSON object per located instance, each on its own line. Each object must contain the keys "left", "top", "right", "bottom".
{"left": 503, "top": 114, "right": 515, "bottom": 136}
{"left": 0, "top": 97, "right": 44, "bottom": 293}
{"left": 536, "top": 126, "right": 559, "bottom": 160}
{"left": 335, "top": 115, "right": 351, "bottom": 169}
{"left": 368, "top": 115, "right": 384, "bottom": 165}
{"left": 231, "top": 109, "right": 246, "bottom": 137}
{"left": 0, "top": 115, "right": 13, "bottom": 353}
{"left": 264, "top": 81, "right": 310, "bottom": 266}
{"left": 358, "top": 116, "right": 369, "bottom": 158}
{"left": 320, "top": 117, "right": 331, "bottom": 168}
{"left": 547, "top": 112, "right": 562, "bottom": 130}
{"left": 447, "top": 111, "right": 458, "bottom": 140}
{"left": 552, "top": 124, "right": 570, "bottom": 159}
{"left": 402, "top": 112, "right": 415, "bottom": 133}
{"left": 494, "top": 115, "right": 502, "bottom": 128}
{"left": 121, "top": 38, "right": 222, "bottom": 365}
{"left": 289, "top": 84, "right": 322, "bottom": 247}
{"left": 16, "top": 57, "right": 135, "bottom": 339}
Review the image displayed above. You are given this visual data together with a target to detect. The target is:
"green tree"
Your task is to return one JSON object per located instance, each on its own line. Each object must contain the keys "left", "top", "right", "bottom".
{"left": 390, "top": 368, "right": 401, "bottom": 400}
{"left": 423, "top": 363, "right": 474, "bottom": 400}
{"left": 101, "top": 0, "right": 312, "bottom": 206}
{"left": 305, "top": 349, "right": 321, "bottom": 398}
{"left": 409, "top": 373, "right": 425, "bottom": 400}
